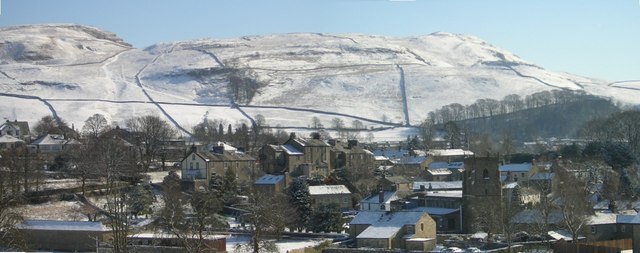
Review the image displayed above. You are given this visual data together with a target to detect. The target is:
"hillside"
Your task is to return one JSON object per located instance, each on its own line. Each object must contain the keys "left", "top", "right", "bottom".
{"left": 0, "top": 24, "right": 638, "bottom": 140}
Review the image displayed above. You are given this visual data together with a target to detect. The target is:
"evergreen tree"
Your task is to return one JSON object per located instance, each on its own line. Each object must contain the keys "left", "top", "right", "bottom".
{"left": 222, "top": 168, "right": 237, "bottom": 205}
{"left": 309, "top": 203, "right": 343, "bottom": 233}
{"left": 287, "top": 178, "right": 312, "bottom": 232}
{"left": 126, "top": 184, "right": 154, "bottom": 219}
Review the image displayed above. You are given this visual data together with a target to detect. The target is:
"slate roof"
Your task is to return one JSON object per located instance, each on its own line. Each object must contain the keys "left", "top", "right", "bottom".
{"left": 428, "top": 162, "right": 464, "bottom": 169}
{"left": 499, "top": 163, "right": 533, "bottom": 172}
{"left": 17, "top": 220, "right": 108, "bottom": 232}
{"left": 412, "top": 206, "right": 460, "bottom": 215}
{"left": 309, "top": 185, "right": 351, "bottom": 195}
{"left": 254, "top": 174, "right": 285, "bottom": 185}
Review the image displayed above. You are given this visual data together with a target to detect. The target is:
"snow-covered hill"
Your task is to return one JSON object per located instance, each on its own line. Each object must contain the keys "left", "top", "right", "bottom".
{"left": 0, "top": 24, "right": 637, "bottom": 140}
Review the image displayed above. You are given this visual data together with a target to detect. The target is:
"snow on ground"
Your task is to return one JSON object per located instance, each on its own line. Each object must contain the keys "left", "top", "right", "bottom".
{"left": 13, "top": 200, "right": 88, "bottom": 221}
{"left": 226, "top": 234, "right": 326, "bottom": 253}
{"left": 2, "top": 25, "right": 639, "bottom": 142}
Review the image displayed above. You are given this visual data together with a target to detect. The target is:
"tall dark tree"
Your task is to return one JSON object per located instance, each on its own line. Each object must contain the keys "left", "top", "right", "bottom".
{"left": 287, "top": 178, "right": 312, "bottom": 232}
{"left": 237, "top": 191, "right": 293, "bottom": 253}
{"left": 82, "top": 113, "right": 110, "bottom": 140}
{"left": 309, "top": 203, "right": 343, "bottom": 233}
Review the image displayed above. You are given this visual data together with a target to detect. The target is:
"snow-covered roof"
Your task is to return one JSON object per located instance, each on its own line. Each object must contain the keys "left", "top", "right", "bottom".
{"left": 413, "top": 181, "right": 462, "bottom": 191}
{"left": 374, "top": 155, "right": 389, "bottom": 161}
{"left": 548, "top": 230, "right": 584, "bottom": 241}
{"left": 424, "top": 190, "right": 462, "bottom": 198}
{"left": 360, "top": 191, "right": 398, "bottom": 205}
{"left": 254, "top": 174, "right": 285, "bottom": 185}
{"left": 0, "top": 134, "right": 25, "bottom": 143}
{"left": 589, "top": 212, "right": 618, "bottom": 225}
{"left": 18, "top": 220, "right": 108, "bottom": 232}
{"left": 351, "top": 211, "right": 427, "bottom": 239}
{"left": 427, "top": 149, "right": 474, "bottom": 157}
{"left": 502, "top": 182, "right": 518, "bottom": 189}
{"left": 499, "top": 163, "right": 532, "bottom": 172}
{"left": 31, "top": 134, "right": 69, "bottom": 145}
{"left": 281, "top": 144, "right": 303, "bottom": 155}
{"left": 426, "top": 168, "right": 452, "bottom": 175}
{"left": 309, "top": 185, "right": 351, "bottom": 195}
{"left": 130, "top": 233, "right": 226, "bottom": 240}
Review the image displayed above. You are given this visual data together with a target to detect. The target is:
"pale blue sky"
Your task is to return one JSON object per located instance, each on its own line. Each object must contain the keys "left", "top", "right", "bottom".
{"left": 0, "top": 0, "right": 638, "bottom": 81}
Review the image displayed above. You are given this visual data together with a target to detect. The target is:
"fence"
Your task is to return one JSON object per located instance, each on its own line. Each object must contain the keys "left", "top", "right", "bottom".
{"left": 553, "top": 239, "right": 632, "bottom": 253}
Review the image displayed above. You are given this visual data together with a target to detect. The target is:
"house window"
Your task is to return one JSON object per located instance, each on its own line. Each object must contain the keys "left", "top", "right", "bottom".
{"left": 591, "top": 226, "right": 597, "bottom": 234}
{"left": 192, "top": 154, "right": 195, "bottom": 160}
{"left": 421, "top": 223, "right": 424, "bottom": 231}
{"left": 190, "top": 162, "right": 193, "bottom": 169}
{"left": 406, "top": 225, "right": 415, "bottom": 233}
{"left": 621, "top": 225, "right": 626, "bottom": 232}
{"left": 196, "top": 163, "right": 199, "bottom": 169}
{"left": 483, "top": 169, "right": 489, "bottom": 179}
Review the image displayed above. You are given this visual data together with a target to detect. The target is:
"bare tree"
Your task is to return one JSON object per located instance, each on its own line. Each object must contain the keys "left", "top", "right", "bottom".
{"left": 126, "top": 115, "right": 177, "bottom": 172}
{"left": 82, "top": 113, "right": 110, "bottom": 140}
{"left": 554, "top": 165, "right": 592, "bottom": 242}
{"left": 311, "top": 117, "right": 323, "bottom": 129}
{"left": 236, "top": 191, "right": 293, "bottom": 253}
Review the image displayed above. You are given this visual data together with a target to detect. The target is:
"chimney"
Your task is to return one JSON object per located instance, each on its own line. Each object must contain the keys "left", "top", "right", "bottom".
{"left": 378, "top": 190, "right": 385, "bottom": 204}
{"left": 189, "top": 145, "right": 197, "bottom": 153}
{"left": 419, "top": 184, "right": 425, "bottom": 192}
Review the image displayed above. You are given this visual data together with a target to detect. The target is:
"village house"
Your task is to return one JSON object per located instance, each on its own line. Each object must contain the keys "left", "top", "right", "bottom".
{"left": 328, "top": 139, "right": 374, "bottom": 172}
{"left": 253, "top": 174, "right": 287, "bottom": 194}
{"left": 427, "top": 161, "right": 465, "bottom": 181}
{"left": 181, "top": 143, "right": 257, "bottom": 190}
{"left": 426, "top": 149, "right": 474, "bottom": 163}
{"left": 349, "top": 210, "right": 437, "bottom": 251}
{"left": 0, "top": 119, "right": 31, "bottom": 141}
{"left": 308, "top": 185, "right": 352, "bottom": 211}
{"left": 258, "top": 133, "right": 331, "bottom": 178}
{"left": 17, "top": 220, "right": 109, "bottom": 252}
{"left": 29, "top": 134, "right": 81, "bottom": 153}
{"left": 0, "top": 134, "right": 25, "bottom": 150}
{"left": 499, "top": 163, "right": 534, "bottom": 182}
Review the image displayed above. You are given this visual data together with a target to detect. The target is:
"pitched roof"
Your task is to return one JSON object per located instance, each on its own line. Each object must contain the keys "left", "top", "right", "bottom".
{"left": 392, "top": 156, "right": 426, "bottom": 165}
{"left": 309, "top": 185, "right": 351, "bottom": 195}
{"left": 1, "top": 120, "right": 30, "bottom": 136}
{"left": 360, "top": 191, "right": 398, "bottom": 205}
{"left": 281, "top": 144, "right": 303, "bottom": 155}
{"left": 195, "top": 150, "right": 256, "bottom": 162}
{"left": 426, "top": 168, "right": 452, "bottom": 175}
{"left": 0, "top": 134, "right": 25, "bottom": 144}
{"left": 351, "top": 211, "right": 427, "bottom": 239}
{"left": 31, "top": 134, "right": 72, "bottom": 145}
